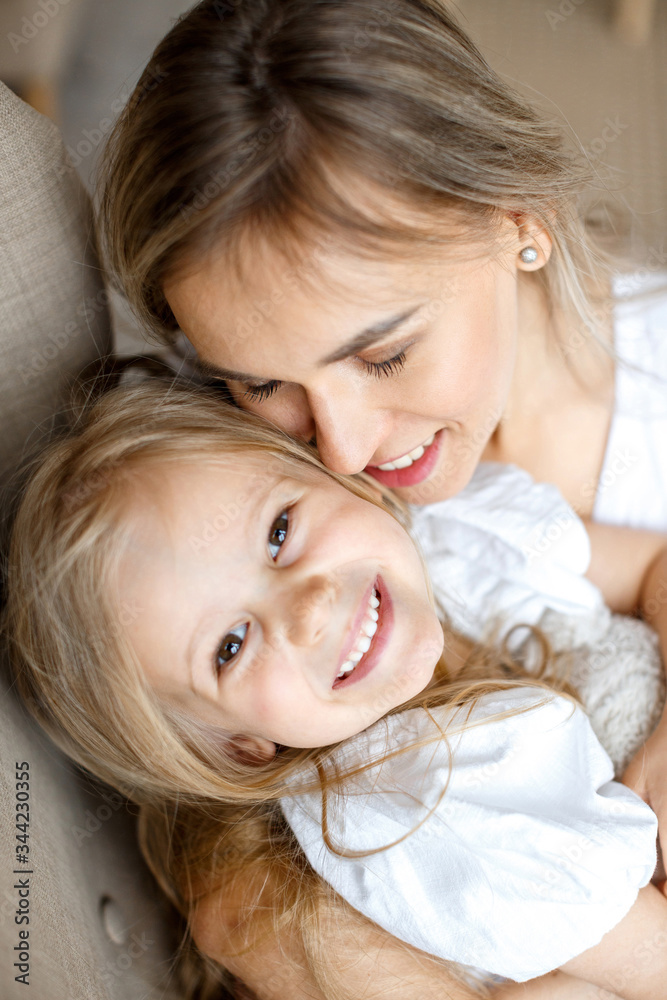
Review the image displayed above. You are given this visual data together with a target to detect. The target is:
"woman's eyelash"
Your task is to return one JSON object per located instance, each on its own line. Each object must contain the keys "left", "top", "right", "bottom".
{"left": 361, "top": 351, "right": 407, "bottom": 378}
{"left": 244, "top": 380, "right": 282, "bottom": 402}
{"left": 242, "top": 349, "right": 407, "bottom": 398}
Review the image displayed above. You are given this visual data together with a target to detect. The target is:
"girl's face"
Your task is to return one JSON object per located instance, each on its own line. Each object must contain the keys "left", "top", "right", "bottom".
{"left": 118, "top": 453, "right": 443, "bottom": 750}
{"left": 165, "top": 213, "right": 538, "bottom": 506}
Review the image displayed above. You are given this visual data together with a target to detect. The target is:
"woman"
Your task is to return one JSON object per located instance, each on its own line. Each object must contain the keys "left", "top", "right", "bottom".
{"left": 98, "top": 0, "right": 667, "bottom": 995}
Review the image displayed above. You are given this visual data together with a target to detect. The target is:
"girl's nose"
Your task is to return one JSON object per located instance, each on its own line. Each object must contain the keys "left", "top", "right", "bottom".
{"left": 275, "top": 573, "right": 339, "bottom": 649}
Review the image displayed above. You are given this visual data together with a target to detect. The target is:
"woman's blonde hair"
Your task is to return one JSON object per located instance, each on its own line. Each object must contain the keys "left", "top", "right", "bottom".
{"left": 99, "top": 0, "right": 635, "bottom": 354}
{"left": 5, "top": 382, "right": 571, "bottom": 999}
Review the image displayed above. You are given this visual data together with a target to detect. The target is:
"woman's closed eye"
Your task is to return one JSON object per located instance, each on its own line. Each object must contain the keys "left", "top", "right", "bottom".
{"left": 242, "top": 345, "right": 411, "bottom": 401}
{"left": 361, "top": 349, "right": 407, "bottom": 379}
{"left": 243, "top": 380, "right": 281, "bottom": 402}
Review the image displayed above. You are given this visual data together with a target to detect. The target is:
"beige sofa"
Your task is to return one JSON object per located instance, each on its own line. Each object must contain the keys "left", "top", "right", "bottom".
{"left": 0, "top": 81, "right": 191, "bottom": 999}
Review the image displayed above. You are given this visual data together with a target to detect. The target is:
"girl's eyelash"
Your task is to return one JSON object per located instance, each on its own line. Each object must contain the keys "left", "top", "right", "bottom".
{"left": 268, "top": 508, "right": 290, "bottom": 560}
{"left": 361, "top": 351, "right": 407, "bottom": 378}
{"left": 214, "top": 622, "right": 248, "bottom": 678}
{"left": 243, "top": 380, "right": 281, "bottom": 402}
{"left": 212, "top": 505, "right": 293, "bottom": 678}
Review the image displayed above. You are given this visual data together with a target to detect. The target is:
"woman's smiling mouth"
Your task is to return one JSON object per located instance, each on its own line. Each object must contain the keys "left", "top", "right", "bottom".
{"left": 365, "top": 430, "right": 443, "bottom": 488}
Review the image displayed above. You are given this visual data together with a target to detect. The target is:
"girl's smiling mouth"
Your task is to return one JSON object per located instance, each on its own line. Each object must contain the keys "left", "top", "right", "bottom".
{"left": 365, "top": 430, "right": 443, "bottom": 488}
{"left": 333, "top": 577, "right": 393, "bottom": 689}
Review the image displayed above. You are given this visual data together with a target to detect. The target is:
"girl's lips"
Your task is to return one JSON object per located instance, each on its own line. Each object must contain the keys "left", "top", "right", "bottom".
{"left": 335, "top": 578, "right": 375, "bottom": 675}
{"left": 332, "top": 576, "right": 393, "bottom": 690}
{"left": 364, "top": 430, "right": 443, "bottom": 488}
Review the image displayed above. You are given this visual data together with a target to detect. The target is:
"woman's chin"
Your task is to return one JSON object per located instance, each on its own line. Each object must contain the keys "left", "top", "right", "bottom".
{"left": 390, "top": 451, "right": 480, "bottom": 507}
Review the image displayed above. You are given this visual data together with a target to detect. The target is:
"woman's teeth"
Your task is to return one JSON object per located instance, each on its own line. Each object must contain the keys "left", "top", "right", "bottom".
{"left": 376, "top": 433, "right": 435, "bottom": 471}
{"left": 337, "top": 589, "right": 380, "bottom": 680}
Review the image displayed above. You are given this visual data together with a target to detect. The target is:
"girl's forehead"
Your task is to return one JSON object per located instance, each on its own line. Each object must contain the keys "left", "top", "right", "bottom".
{"left": 114, "top": 452, "right": 347, "bottom": 594}
{"left": 120, "top": 452, "right": 330, "bottom": 532}
{"left": 126, "top": 452, "right": 307, "bottom": 502}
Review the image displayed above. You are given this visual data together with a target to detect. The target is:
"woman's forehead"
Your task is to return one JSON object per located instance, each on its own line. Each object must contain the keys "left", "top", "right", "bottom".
{"left": 173, "top": 234, "right": 430, "bottom": 309}
{"left": 165, "top": 231, "right": 486, "bottom": 370}
{"left": 164, "top": 170, "right": 492, "bottom": 326}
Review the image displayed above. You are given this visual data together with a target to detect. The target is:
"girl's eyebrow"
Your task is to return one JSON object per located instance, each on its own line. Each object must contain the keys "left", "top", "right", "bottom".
{"left": 195, "top": 305, "right": 424, "bottom": 383}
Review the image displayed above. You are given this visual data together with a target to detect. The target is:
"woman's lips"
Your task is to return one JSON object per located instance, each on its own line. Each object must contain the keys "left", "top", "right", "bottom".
{"left": 332, "top": 577, "right": 393, "bottom": 690}
{"left": 365, "top": 430, "right": 443, "bottom": 488}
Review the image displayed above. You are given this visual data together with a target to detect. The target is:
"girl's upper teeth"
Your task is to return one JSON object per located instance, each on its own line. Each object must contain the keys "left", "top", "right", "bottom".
{"left": 377, "top": 433, "right": 435, "bottom": 471}
{"left": 337, "top": 588, "right": 381, "bottom": 679}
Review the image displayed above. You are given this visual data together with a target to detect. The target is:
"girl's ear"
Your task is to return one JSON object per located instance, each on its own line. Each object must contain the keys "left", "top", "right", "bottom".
{"left": 227, "top": 734, "right": 277, "bottom": 766}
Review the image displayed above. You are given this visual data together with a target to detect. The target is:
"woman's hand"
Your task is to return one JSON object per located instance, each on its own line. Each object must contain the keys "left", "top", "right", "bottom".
{"left": 559, "top": 884, "right": 667, "bottom": 999}
{"left": 229, "top": 972, "right": 620, "bottom": 1000}
{"left": 623, "top": 711, "right": 667, "bottom": 862}
{"left": 585, "top": 523, "right": 667, "bottom": 857}
{"left": 496, "top": 973, "right": 622, "bottom": 998}
{"left": 193, "top": 877, "right": 480, "bottom": 1000}
{"left": 191, "top": 870, "right": 620, "bottom": 1000}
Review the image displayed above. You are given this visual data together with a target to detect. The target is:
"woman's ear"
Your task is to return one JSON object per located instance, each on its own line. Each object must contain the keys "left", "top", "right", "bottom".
{"left": 506, "top": 210, "right": 554, "bottom": 269}
{"left": 227, "top": 734, "right": 277, "bottom": 766}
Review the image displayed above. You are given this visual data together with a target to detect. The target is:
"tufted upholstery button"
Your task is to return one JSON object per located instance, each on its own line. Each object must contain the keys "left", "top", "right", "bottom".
{"left": 100, "top": 895, "right": 129, "bottom": 946}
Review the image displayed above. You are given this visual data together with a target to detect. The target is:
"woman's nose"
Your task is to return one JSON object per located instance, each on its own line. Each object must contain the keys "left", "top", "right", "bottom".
{"left": 308, "top": 391, "right": 387, "bottom": 476}
{"left": 262, "top": 382, "right": 388, "bottom": 474}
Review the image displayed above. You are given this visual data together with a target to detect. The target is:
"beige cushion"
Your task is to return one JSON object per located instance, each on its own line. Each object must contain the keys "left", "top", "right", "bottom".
{"left": 0, "top": 79, "right": 110, "bottom": 544}
{"left": 0, "top": 658, "right": 184, "bottom": 1000}
{"left": 0, "top": 82, "right": 185, "bottom": 999}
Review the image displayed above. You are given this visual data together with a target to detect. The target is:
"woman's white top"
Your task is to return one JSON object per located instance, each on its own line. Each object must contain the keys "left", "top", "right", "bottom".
{"left": 281, "top": 688, "right": 657, "bottom": 981}
{"left": 594, "top": 272, "right": 667, "bottom": 532}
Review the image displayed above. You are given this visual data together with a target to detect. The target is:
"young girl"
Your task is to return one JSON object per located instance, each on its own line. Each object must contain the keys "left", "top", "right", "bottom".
{"left": 5, "top": 382, "right": 665, "bottom": 999}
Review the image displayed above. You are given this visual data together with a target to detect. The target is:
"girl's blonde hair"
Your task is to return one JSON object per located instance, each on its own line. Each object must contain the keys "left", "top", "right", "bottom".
{"left": 5, "top": 383, "right": 571, "bottom": 999}
{"left": 98, "top": 0, "right": 635, "bottom": 355}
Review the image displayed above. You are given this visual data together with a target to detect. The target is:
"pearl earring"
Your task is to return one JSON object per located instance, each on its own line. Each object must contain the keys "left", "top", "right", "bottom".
{"left": 519, "top": 246, "right": 539, "bottom": 264}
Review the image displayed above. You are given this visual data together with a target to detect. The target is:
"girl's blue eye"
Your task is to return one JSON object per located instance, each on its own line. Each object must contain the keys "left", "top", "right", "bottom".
{"left": 268, "top": 510, "right": 289, "bottom": 560}
{"left": 216, "top": 623, "right": 248, "bottom": 673}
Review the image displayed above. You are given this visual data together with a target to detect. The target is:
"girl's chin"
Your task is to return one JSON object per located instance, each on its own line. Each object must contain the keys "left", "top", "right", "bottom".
{"left": 393, "top": 644, "right": 441, "bottom": 701}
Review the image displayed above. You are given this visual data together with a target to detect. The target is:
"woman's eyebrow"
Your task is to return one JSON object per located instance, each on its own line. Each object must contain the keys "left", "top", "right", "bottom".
{"left": 195, "top": 305, "right": 424, "bottom": 383}
{"left": 320, "top": 305, "right": 424, "bottom": 364}
{"left": 195, "top": 358, "right": 256, "bottom": 383}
